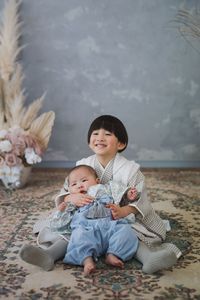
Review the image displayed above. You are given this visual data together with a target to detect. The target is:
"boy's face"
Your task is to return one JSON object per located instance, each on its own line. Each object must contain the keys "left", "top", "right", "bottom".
{"left": 68, "top": 167, "right": 99, "bottom": 194}
{"left": 89, "top": 128, "right": 125, "bottom": 159}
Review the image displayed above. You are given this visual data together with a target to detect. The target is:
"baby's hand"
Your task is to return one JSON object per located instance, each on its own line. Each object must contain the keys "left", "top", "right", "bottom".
{"left": 107, "top": 203, "right": 129, "bottom": 219}
{"left": 127, "top": 188, "right": 138, "bottom": 201}
{"left": 58, "top": 201, "right": 67, "bottom": 212}
{"left": 107, "top": 203, "right": 136, "bottom": 219}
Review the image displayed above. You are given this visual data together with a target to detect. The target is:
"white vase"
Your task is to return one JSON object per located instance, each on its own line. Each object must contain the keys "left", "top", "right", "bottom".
{"left": 0, "top": 164, "right": 32, "bottom": 189}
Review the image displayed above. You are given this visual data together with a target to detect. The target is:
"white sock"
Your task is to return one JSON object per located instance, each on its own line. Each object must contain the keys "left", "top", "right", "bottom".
{"left": 135, "top": 241, "right": 177, "bottom": 274}
{"left": 19, "top": 239, "right": 68, "bottom": 271}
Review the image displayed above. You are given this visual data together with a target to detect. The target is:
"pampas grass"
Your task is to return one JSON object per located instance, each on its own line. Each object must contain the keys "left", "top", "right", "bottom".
{"left": 174, "top": 8, "right": 200, "bottom": 53}
{"left": 0, "top": 0, "right": 55, "bottom": 151}
{"left": 29, "top": 111, "right": 55, "bottom": 150}
{"left": 0, "top": 0, "right": 22, "bottom": 81}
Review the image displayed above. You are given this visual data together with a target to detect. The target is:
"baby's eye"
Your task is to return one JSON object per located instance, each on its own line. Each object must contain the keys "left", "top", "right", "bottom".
{"left": 71, "top": 183, "right": 76, "bottom": 187}
{"left": 82, "top": 179, "right": 88, "bottom": 182}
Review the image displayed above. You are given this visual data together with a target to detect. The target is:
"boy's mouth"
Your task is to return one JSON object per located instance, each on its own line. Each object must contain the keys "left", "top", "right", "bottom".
{"left": 95, "top": 143, "right": 106, "bottom": 148}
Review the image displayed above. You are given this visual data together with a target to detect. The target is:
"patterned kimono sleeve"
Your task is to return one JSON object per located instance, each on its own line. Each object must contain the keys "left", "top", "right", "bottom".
{"left": 54, "top": 177, "right": 70, "bottom": 207}
{"left": 50, "top": 203, "right": 76, "bottom": 234}
{"left": 127, "top": 170, "right": 152, "bottom": 218}
{"left": 108, "top": 181, "right": 129, "bottom": 204}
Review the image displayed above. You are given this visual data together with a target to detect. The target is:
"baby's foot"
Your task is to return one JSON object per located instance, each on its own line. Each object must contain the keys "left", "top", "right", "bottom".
{"left": 83, "top": 257, "right": 96, "bottom": 276}
{"left": 105, "top": 254, "right": 124, "bottom": 268}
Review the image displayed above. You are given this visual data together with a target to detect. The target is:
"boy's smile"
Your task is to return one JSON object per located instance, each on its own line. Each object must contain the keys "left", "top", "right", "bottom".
{"left": 94, "top": 142, "right": 107, "bottom": 148}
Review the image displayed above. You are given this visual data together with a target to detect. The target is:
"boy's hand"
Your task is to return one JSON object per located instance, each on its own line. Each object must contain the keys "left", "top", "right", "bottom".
{"left": 64, "top": 193, "right": 94, "bottom": 207}
{"left": 127, "top": 187, "right": 138, "bottom": 201}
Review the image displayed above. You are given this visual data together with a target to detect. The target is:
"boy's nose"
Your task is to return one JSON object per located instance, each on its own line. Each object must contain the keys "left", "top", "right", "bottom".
{"left": 97, "top": 134, "right": 105, "bottom": 141}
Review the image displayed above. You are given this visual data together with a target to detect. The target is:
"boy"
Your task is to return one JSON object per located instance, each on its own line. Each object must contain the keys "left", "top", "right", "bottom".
{"left": 20, "top": 115, "right": 180, "bottom": 273}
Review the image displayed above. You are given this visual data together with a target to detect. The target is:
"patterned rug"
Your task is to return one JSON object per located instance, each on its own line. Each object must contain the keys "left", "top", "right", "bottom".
{"left": 0, "top": 169, "right": 200, "bottom": 300}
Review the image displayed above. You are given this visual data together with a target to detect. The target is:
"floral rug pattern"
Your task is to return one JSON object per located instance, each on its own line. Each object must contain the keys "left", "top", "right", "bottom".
{"left": 0, "top": 169, "right": 200, "bottom": 300}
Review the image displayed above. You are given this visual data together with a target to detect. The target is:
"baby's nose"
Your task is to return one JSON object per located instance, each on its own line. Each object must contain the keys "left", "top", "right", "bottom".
{"left": 78, "top": 182, "right": 83, "bottom": 188}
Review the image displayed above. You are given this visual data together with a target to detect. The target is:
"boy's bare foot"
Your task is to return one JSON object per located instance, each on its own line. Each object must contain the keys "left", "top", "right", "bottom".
{"left": 105, "top": 253, "right": 124, "bottom": 268}
{"left": 83, "top": 257, "right": 96, "bottom": 276}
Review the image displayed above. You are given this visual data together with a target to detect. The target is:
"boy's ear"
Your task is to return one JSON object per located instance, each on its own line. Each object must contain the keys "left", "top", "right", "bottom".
{"left": 96, "top": 178, "right": 100, "bottom": 184}
{"left": 118, "top": 142, "right": 126, "bottom": 151}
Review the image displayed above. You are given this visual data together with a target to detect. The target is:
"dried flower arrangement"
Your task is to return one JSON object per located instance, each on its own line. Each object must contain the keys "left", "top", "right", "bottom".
{"left": 0, "top": 0, "right": 55, "bottom": 189}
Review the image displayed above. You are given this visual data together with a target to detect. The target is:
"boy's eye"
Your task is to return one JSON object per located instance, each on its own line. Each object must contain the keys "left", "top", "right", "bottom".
{"left": 92, "top": 132, "right": 99, "bottom": 135}
{"left": 105, "top": 132, "right": 112, "bottom": 136}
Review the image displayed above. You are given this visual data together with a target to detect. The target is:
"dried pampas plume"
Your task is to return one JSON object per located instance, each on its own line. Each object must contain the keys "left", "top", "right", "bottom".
{"left": 0, "top": 0, "right": 55, "bottom": 151}
{"left": 174, "top": 8, "right": 200, "bottom": 53}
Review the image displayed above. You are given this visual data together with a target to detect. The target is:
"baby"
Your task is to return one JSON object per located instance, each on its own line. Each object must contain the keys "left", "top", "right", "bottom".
{"left": 51, "top": 165, "right": 139, "bottom": 275}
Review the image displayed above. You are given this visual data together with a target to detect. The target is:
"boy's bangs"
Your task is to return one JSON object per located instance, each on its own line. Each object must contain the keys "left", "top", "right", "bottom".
{"left": 92, "top": 120, "right": 115, "bottom": 133}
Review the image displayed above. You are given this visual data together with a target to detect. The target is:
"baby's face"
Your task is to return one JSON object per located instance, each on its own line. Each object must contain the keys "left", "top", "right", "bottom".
{"left": 68, "top": 168, "right": 98, "bottom": 194}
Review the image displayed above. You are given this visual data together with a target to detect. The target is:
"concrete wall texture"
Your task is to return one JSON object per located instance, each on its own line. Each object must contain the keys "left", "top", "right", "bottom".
{"left": 1, "top": 0, "right": 200, "bottom": 168}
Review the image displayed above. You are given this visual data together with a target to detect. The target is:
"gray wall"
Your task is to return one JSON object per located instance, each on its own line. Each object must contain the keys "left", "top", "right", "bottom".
{"left": 1, "top": 0, "right": 200, "bottom": 168}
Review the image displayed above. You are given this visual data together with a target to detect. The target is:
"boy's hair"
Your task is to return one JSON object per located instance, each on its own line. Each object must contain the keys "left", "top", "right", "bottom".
{"left": 68, "top": 164, "right": 98, "bottom": 184}
{"left": 87, "top": 115, "right": 128, "bottom": 152}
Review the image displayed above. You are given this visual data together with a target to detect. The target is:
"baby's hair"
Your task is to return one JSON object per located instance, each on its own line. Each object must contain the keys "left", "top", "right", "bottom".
{"left": 87, "top": 115, "right": 128, "bottom": 152}
{"left": 68, "top": 164, "right": 98, "bottom": 184}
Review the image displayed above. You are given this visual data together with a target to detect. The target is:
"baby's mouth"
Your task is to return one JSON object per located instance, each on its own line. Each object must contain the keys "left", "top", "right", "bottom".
{"left": 80, "top": 190, "right": 86, "bottom": 194}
